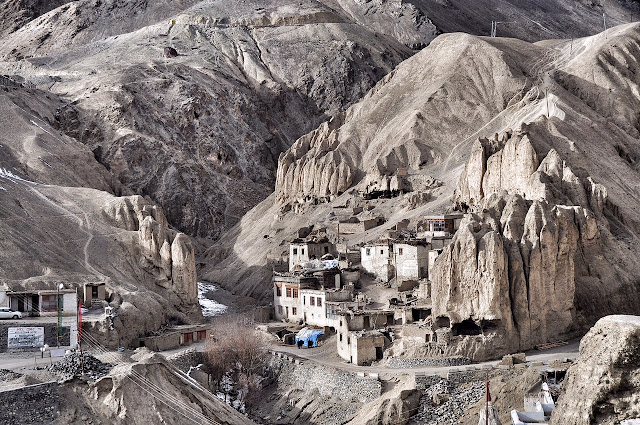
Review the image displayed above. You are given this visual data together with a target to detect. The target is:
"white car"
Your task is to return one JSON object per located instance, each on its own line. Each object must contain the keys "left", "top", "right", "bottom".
{"left": 0, "top": 307, "right": 22, "bottom": 319}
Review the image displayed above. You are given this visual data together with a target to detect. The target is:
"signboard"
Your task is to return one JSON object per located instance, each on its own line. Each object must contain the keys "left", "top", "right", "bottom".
{"left": 8, "top": 327, "right": 45, "bottom": 348}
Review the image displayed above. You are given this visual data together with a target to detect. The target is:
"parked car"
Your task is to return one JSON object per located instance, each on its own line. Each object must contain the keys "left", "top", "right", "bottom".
{"left": 0, "top": 307, "right": 22, "bottom": 319}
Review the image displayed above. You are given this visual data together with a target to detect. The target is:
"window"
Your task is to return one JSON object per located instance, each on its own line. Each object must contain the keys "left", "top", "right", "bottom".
{"left": 324, "top": 246, "right": 329, "bottom": 254}
{"left": 303, "top": 296, "right": 306, "bottom": 305}
{"left": 41, "top": 295, "right": 61, "bottom": 312}
{"left": 398, "top": 248, "right": 403, "bottom": 255}
{"left": 310, "top": 297, "right": 315, "bottom": 306}
{"left": 301, "top": 248, "right": 305, "bottom": 255}
{"left": 347, "top": 337, "right": 350, "bottom": 345}
{"left": 293, "top": 248, "right": 298, "bottom": 254}
{"left": 380, "top": 249, "right": 384, "bottom": 255}
{"left": 276, "top": 285, "right": 281, "bottom": 296}
{"left": 293, "top": 289, "right": 299, "bottom": 298}
{"left": 278, "top": 305, "right": 283, "bottom": 314}
{"left": 286, "top": 287, "right": 292, "bottom": 297}
{"left": 316, "top": 297, "right": 322, "bottom": 307}
{"left": 366, "top": 248, "right": 371, "bottom": 256}
{"left": 339, "top": 333, "right": 342, "bottom": 341}
{"left": 431, "top": 219, "right": 447, "bottom": 232}
{"left": 292, "top": 307, "right": 297, "bottom": 315}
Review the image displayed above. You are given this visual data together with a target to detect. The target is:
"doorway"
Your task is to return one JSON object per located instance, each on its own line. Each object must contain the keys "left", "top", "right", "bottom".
{"left": 375, "top": 346, "right": 383, "bottom": 360}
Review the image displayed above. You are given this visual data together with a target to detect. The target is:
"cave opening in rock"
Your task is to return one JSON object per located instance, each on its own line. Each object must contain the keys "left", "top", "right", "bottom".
{"left": 452, "top": 319, "right": 482, "bottom": 336}
{"left": 481, "top": 319, "right": 500, "bottom": 333}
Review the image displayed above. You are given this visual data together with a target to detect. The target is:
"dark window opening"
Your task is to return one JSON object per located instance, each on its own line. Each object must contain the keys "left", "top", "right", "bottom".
{"left": 324, "top": 246, "right": 329, "bottom": 254}
{"left": 412, "top": 308, "right": 432, "bottom": 322}
{"left": 293, "top": 248, "right": 298, "bottom": 254}
{"left": 435, "top": 316, "right": 450, "bottom": 329}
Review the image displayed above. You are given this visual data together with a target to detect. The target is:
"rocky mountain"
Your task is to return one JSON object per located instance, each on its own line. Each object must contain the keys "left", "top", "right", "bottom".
{"left": 2, "top": 0, "right": 640, "bottom": 353}
{"left": 0, "top": 83, "right": 200, "bottom": 347}
{"left": 0, "top": 0, "right": 413, "bottom": 239}
{"left": 205, "top": 23, "right": 640, "bottom": 359}
{"left": 2, "top": 0, "right": 638, "bottom": 241}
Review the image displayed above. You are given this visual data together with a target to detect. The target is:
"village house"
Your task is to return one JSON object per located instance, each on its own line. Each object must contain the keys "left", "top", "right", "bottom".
{"left": 300, "top": 287, "right": 353, "bottom": 328}
{"left": 419, "top": 214, "right": 464, "bottom": 238}
{"left": 360, "top": 241, "right": 393, "bottom": 281}
{"left": 393, "top": 240, "right": 430, "bottom": 282}
{"left": 336, "top": 310, "right": 394, "bottom": 365}
{"left": 273, "top": 266, "right": 348, "bottom": 324}
{"left": 289, "top": 240, "right": 337, "bottom": 271}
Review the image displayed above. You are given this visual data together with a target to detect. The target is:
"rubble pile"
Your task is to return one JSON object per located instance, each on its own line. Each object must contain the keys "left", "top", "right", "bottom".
{"left": 49, "top": 352, "right": 112, "bottom": 381}
{"left": 387, "top": 357, "right": 471, "bottom": 368}
{"left": 410, "top": 375, "right": 484, "bottom": 424}
{"left": 0, "top": 369, "right": 22, "bottom": 382}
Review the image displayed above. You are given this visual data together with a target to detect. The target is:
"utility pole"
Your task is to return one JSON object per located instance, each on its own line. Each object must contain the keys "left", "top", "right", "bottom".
{"left": 78, "top": 300, "right": 85, "bottom": 375}
{"left": 57, "top": 284, "right": 62, "bottom": 347}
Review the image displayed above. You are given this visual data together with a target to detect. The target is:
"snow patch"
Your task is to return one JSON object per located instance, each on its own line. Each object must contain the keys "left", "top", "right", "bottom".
{"left": 198, "top": 281, "right": 227, "bottom": 317}
{"left": 0, "top": 168, "right": 35, "bottom": 184}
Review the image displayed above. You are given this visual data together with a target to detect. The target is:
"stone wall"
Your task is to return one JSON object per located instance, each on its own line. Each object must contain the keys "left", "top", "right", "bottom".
{"left": 0, "top": 381, "right": 59, "bottom": 425}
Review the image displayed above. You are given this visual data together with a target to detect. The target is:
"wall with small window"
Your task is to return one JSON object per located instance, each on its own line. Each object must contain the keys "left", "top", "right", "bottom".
{"left": 360, "top": 244, "right": 393, "bottom": 281}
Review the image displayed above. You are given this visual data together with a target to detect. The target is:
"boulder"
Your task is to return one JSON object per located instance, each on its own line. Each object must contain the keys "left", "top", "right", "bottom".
{"left": 551, "top": 315, "right": 640, "bottom": 425}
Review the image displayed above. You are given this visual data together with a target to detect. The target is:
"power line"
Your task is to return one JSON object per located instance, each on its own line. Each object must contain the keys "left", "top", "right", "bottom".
{"left": 81, "top": 332, "right": 222, "bottom": 425}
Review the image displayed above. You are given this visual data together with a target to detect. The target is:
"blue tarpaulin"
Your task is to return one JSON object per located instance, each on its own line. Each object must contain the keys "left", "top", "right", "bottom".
{"left": 295, "top": 327, "right": 324, "bottom": 348}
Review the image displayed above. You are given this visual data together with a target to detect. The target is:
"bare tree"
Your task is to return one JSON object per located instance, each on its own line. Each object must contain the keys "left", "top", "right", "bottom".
{"left": 203, "top": 315, "right": 268, "bottom": 407}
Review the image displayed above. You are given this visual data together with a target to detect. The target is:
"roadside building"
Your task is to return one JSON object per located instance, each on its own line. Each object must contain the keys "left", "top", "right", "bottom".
{"left": 2, "top": 288, "right": 77, "bottom": 317}
{"left": 83, "top": 282, "right": 106, "bottom": 307}
{"left": 139, "top": 324, "right": 210, "bottom": 351}
{"left": 336, "top": 310, "right": 394, "bottom": 365}
{"left": 0, "top": 286, "right": 79, "bottom": 351}
{"left": 360, "top": 241, "right": 393, "bottom": 282}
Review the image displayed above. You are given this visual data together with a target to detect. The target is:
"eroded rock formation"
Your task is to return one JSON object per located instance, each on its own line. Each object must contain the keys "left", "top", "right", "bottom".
{"left": 431, "top": 128, "right": 640, "bottom": 360}
{"left": 103, "top": 195, "right": 198, "bottom": 305}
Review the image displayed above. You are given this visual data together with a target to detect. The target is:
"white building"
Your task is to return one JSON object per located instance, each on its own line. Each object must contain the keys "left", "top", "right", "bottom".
{"left": 289, "top": 241, "right": 337, "bottom": 271}
{"left": 273, "top": 271, "right": 355, "bottom": 328}
{"left": 336, "top": 310, "right": 394, "bottom": 365}
{"left": 393, "top": 242, "right": 430, "bottom": 282}
{"left": 360, "top": 242, "right": 393, "bottom": 281}
{"left": 300, "top": 288, "right": 353, "bottom": 328}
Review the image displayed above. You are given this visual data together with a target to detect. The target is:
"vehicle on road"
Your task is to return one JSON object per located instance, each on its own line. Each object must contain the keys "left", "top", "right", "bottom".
{"left": 0, "top": 307, "right": 22, "bottom": 319}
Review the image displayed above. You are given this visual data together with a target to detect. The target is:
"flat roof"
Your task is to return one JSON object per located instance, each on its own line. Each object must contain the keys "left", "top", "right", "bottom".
{"left": 424, "top": 214, "right": 464, "bottom": 219}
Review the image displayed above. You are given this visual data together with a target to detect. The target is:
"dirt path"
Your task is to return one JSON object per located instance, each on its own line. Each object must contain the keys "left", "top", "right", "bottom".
{"left": 269, "top": 336, "right": 580, "bottom": 377}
